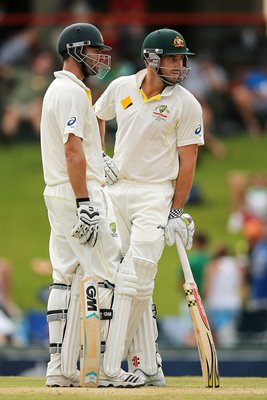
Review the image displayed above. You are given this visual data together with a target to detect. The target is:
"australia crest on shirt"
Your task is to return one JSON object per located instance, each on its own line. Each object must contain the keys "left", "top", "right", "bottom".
{"left": 152, "top": 105, "right": 170, "bottom": 121}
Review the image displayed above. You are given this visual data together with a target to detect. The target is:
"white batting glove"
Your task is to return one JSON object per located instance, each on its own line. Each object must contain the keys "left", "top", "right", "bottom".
{"left": 103, "top": 152, "right": 119, "bottom": 185}
{"left": 165, "top": 209, "right": 195, "bottom": 250}
{"left": 71, "top": 198, "right": 100, "bottom": 247}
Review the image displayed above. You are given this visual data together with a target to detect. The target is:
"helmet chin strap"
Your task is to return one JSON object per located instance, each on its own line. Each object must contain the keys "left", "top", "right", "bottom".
{"left": 156, "top": 66, "right": 190, "bottom": 86}
{"left": 80, "top": 60, "right": 99, "bottom": 80}
{"left": 157, "top": 69, "right": 177, "bottom": 86}
{"left": 151, "top": 67, "right": 177, "bottom": 87}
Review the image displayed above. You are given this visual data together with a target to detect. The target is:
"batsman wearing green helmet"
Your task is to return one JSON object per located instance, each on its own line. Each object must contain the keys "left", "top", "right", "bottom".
{"left": 95, "top": 28, "right": 204, "bottom": 385}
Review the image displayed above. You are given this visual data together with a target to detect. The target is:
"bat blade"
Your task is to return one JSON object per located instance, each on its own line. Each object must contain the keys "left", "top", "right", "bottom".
{"left": 80, "top": 277, "right": 100, "bottom": 387}
{"left": 184, "top": 281, "right": 220, "bottom": 388}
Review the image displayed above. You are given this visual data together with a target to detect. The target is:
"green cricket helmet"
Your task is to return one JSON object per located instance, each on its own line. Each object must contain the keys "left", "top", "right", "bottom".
{"left": 57, "top": 23, "right": 112, "bottom": 80}
{"left": 142, "top": 28, "right": 194, "bottom": 57}
{"left": 57, "top": 23, "right": 112, "bottom": 54}
{"left": 141, "top": 28, "right": 194, "bottom": 85}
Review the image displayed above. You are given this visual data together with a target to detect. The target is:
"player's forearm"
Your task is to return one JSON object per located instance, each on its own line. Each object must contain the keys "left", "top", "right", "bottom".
{"left": 172, "top": 173, "right": 195, "bottom": 209}
{"left": 65, "top": 134, "right": 88, "bottom": 198}
{"left": 67, "top": 156, "right": 88, "bottom": 198}
{"left": 172, "top": 145, "right": 198, "bottom": 209}
{"left": 97, "top": 117, "right": 106, "bottom": 151}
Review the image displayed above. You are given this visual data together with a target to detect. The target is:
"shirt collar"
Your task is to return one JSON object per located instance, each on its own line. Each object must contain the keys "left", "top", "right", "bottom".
{"left": 54, "top": 70, "right": 88, "bottom": 91}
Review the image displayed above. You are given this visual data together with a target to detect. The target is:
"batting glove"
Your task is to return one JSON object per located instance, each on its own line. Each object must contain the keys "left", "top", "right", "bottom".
{"left": 71, "top": 198, "right": 100, "bottom": 247}
{"left": 103, "top": 152, "right": 119, "bottom": 185}
{"left": 165, "top": 209, "right": 195, "bottom": 250}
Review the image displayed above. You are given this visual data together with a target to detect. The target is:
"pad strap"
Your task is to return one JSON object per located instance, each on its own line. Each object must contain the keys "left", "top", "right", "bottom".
{"left": 49, "top": 343, "right": 62, "bottom": 354}
{"left": 99, "top": 280, "right": 115, "bottom": 290}
{"left": 47, "top": 309, "right": 68, "bottom": 322}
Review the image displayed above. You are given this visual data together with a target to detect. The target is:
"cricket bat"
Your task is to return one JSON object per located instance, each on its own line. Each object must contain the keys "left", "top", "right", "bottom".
{"left": 80, "top": 276, "right": 100, "bottom": 387}
{"left": 175, "top": 234, "right": 220, "bottom": 388}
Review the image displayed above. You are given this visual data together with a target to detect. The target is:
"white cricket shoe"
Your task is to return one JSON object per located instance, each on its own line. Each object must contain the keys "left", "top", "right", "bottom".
{"left": 133, "top": 367, "right": 166, "bottom": 387}
{"left": 99, "top": 368, "right": 145, "bottom": 388}
{"left": 46, "top": 371, "right": 80, "bottom": 387}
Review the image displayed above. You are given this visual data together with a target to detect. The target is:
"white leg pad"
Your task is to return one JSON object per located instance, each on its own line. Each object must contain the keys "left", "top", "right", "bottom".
{"left": 61, "top": 266, "right": 84, "bottom": 377}
{"left": 103, "top": 250, "right": 137, "bottom": 377}
{"left": 123, "top": 257, "right": 157, "bottom": 355}
{"left": 127, "top": 301, "right": 159, "bottom": 376}
{"left": 47, "top": 285, "right": 71, "bottom": 347}
{"left": 46, "top": 279, "right": 72, "bottom": 377}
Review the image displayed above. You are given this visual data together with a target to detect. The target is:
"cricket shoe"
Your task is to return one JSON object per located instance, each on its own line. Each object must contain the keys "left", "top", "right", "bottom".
{"left": 99, "top": 368, "right": 145, "bottom": 388}
{"left": 133, "top": 367, "right": 166, "bottom": 387}
{"left": 46, "top": 371, "right": 80, "bottom": 387}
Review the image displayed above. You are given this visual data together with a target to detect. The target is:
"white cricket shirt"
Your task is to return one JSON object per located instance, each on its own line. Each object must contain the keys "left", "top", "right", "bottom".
{"left": 95, "top": 69, "right": 204, "bottom": 183}
{"left": 41, "top": 71, "right": 105, "bottom": 186}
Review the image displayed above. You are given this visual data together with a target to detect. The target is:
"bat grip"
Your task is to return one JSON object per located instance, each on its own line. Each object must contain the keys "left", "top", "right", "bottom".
{"left": 175, "top": 233, "right": 195, "bottom": 283}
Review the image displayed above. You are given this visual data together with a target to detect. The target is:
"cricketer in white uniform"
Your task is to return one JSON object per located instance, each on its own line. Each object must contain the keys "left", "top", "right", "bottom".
{"left": 95, "top": 28, "right": 204, "bottom": 385}
{"left": 40, "top": 23, "right": 144, "bottom": 388}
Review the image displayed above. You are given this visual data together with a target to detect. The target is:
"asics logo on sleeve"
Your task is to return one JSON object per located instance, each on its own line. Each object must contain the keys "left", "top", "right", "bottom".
{"left": 194, "top": 124, "right": 202, "bottom": 135}
{"left": 67, "top": 117, "right": 77, "bottom": 126}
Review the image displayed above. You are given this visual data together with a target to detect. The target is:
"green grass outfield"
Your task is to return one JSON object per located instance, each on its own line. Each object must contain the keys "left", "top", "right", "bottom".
{"left": 0, "top": 134, "right": 267, "bottom": 315}
{"left": 0, "top": 376, "right": 267, "bottom": 400}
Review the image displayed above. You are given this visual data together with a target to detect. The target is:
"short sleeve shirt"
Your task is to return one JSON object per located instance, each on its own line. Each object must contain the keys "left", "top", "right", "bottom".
{"left": 94, "top": 69, "right": 204, "bottom": 183}
{"left": 41, "top": 71, "right": 105, "bottom": 186}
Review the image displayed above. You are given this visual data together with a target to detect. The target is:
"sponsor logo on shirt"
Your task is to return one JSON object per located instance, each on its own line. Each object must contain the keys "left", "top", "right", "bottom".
{"left": 194, "top": 124, "right": 202, "bottom": 136}
{"left": 67, "top": 117, "right": 77, "bottom": 127}
{"left": 152, "top": 105, "right": 170, "bottom": 121}
{"left": 121, "top": 96, "right": 133, "bottom": 110}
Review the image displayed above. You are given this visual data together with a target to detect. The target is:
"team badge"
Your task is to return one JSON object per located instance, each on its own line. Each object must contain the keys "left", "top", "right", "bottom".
{"left": 67, "top": 117, "right": 76, "bottom": 126}
{"left": 152, "top": 104, "right": 170, "bottom": 121}
{"left": 110, "top": 222, "right": 118, "bottom": 237}
{"left": 173, "top": 36, "right": 184, "bottom": 48}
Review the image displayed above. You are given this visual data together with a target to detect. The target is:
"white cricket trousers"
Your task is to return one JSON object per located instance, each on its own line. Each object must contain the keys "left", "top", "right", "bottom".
{"left": 44, "top": 180, "right": 122, "bottom": 285}
{"left": 106, "top": 179, "right": 174, "bottom": 264}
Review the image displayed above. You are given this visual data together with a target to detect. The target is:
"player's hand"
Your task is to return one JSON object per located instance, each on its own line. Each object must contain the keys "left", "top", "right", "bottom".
{"left": 165, "top": 209, "right": 195, "bottom": 249}
{"left": 103, "top": 152, "right": 119, "bottom": 185}
{"left": 71, "top": 198, "right": 100, "bottom": 247}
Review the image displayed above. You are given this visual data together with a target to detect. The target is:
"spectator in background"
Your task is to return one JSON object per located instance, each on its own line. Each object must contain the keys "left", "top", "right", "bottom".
{"left": 227, "top": 171, "right": 267, "bottom": 239}
{"left": 236, "top": 220, "right": 267, "bottom": 342}
{"left": 1, "top": 51, "right": 55, "bottom": 142}
{"left": 0, "top": 258, "right": 21, "bottom": 344}
{"left": 106, "top": 0, "right": 146, "bottom": 63}
{"left": 203, "top": 244, "right": 246, "bottom": 347}
{"left": 248, "top": 220, "right": 267, "bottom": 311}
{"left": 182, "top": 54, "right": 228, "bottom": 159}
{"left": 231, "top": 62, "right": 267, "bottom": 137}
{"left": 0, "top": 27, "right": 40, "bottom": 67}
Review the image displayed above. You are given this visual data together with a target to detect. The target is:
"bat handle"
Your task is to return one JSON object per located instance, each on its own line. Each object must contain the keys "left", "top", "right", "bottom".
{"left": 175, "top": 233, "right": 195, "bottom": 283}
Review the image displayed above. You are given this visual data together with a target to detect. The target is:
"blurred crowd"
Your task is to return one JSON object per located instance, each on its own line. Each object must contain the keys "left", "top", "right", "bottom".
{"left": 1, "top": 22, "right": 267, "bottom": 144}
{"left": 0, "top": 257, "right": 52, "bottom": 347}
